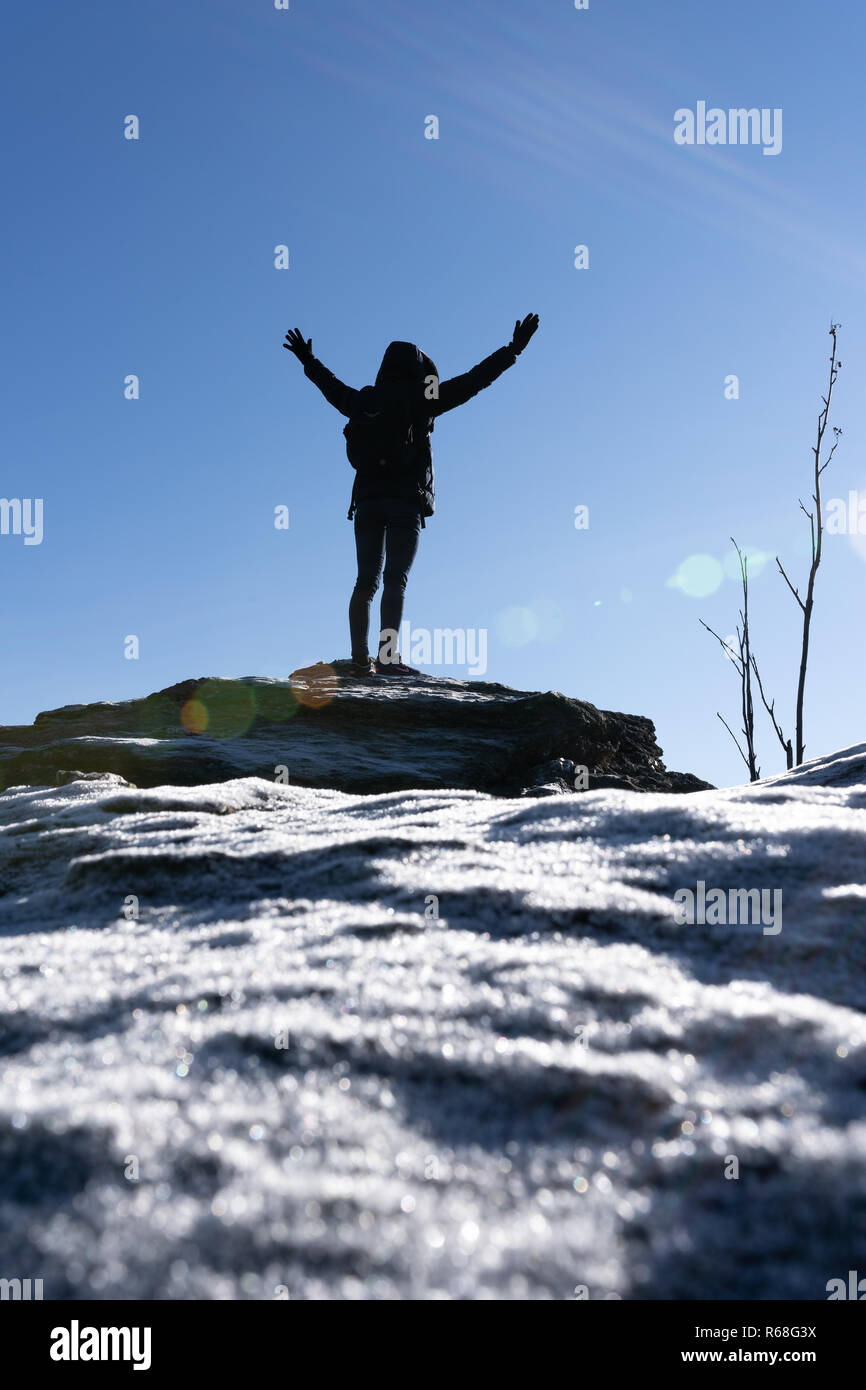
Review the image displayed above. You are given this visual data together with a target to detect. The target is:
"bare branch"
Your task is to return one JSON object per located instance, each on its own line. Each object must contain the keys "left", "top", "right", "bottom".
{"left": 702, "top": 539, "right": 760, "bottom": 780}
{"left": 717, "top": 712, "right": 751, "bottom": 770}
{"left": 776, "top": 557, "right": 806, "bottom": 612}
{"left": 700, "top": 619, "right": 744, "bottom": 676}
{"left": 750, "top": 653, "right": 793, "bottom": 769}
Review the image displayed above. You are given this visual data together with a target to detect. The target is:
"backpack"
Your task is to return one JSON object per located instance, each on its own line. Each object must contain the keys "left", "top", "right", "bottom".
{"left": 343, "top": 385, "right": 430, "bottom": 521}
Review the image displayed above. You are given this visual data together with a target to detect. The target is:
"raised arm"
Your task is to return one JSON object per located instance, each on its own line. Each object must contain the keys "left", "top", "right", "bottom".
{"left": 283, "top": 327, "right": 360, "bottom": 418}
{"left": 432, "top": 313, "right": 539, "bottom": 417}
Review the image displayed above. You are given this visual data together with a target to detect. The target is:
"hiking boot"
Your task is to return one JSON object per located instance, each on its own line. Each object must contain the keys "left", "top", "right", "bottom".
{"left": 375, "top": 656, "right": 420, "bottom": 676}
{"left": 348, "top": 657, "right": 377, "bottom": 678}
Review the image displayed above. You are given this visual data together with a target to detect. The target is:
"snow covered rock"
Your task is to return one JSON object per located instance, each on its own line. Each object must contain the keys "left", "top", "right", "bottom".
{"left": 0, "top": 664, "right": 711, "bottom": 797}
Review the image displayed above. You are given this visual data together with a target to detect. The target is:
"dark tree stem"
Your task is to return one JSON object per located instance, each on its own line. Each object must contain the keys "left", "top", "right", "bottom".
{"left": 776, "top": 324, "right": 842, "bottom": 766}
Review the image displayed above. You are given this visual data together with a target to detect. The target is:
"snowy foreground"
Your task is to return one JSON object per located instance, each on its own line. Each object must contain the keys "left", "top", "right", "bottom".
{"left": 1, "top": 748, "right": 865, "bottom": 1300}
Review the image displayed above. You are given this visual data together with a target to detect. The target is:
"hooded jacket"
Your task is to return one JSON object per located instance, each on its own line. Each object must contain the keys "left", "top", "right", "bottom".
{"left": 303, "top": 338, "right": 518, "bottom": 518}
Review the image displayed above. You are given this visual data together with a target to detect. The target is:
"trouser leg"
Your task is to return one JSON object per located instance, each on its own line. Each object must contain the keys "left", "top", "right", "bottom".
{"left": 378, "top": 509, "right": 421, "bottom": 661}
{"left": 349, "top": 508, "right": 386, "bottom": 660}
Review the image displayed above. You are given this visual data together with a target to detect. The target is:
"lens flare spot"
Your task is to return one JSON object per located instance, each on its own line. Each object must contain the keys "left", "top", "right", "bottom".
{"left": 255, "top": 683, "right": 301, "bottom": 723}
{"left": 182, "top": 680, "right": 257, "bottom": 739}
{"left": 291, "top": 665, "right": 337, "bottom": 709}
{"left": 496, "top": 606, "right": 538, "bottom": 647}
{"left": 667, "top": 554, "right": 724, "bottom": 598}
{"left": 180, "top": 699, "right": 208, "bottom": 734}
{"left": 532, "top": 600, "right": 563, "bottom": 642}
{"left": 722, "top": 545, "right": 771, "bottom": 581}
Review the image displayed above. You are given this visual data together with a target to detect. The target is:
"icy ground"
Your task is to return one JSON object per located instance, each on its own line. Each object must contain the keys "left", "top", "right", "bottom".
{"left": 1, "top": 749, "right": 865, "bottom": 1300}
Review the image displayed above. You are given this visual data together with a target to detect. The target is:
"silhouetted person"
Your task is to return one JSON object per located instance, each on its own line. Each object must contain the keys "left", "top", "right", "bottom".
{"left": 284, "top": 313, "right": 539, "bottom": 675}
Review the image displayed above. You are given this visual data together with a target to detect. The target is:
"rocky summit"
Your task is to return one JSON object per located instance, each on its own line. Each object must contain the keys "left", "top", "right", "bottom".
{"left": 0, "top": 662, "right": 712, "bottom": 796}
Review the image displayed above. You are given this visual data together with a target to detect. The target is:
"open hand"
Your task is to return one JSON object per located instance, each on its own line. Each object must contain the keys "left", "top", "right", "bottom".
{"left": 283, "top": 327, "right": 314, "bottom": 364}
{"left": 511, "top": 313, "right": 539, "bottom": 355}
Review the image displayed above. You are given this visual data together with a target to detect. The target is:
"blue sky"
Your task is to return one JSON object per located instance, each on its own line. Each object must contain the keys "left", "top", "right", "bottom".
{"left": 2, "top": 0, "right": 864, "bottom": 788}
